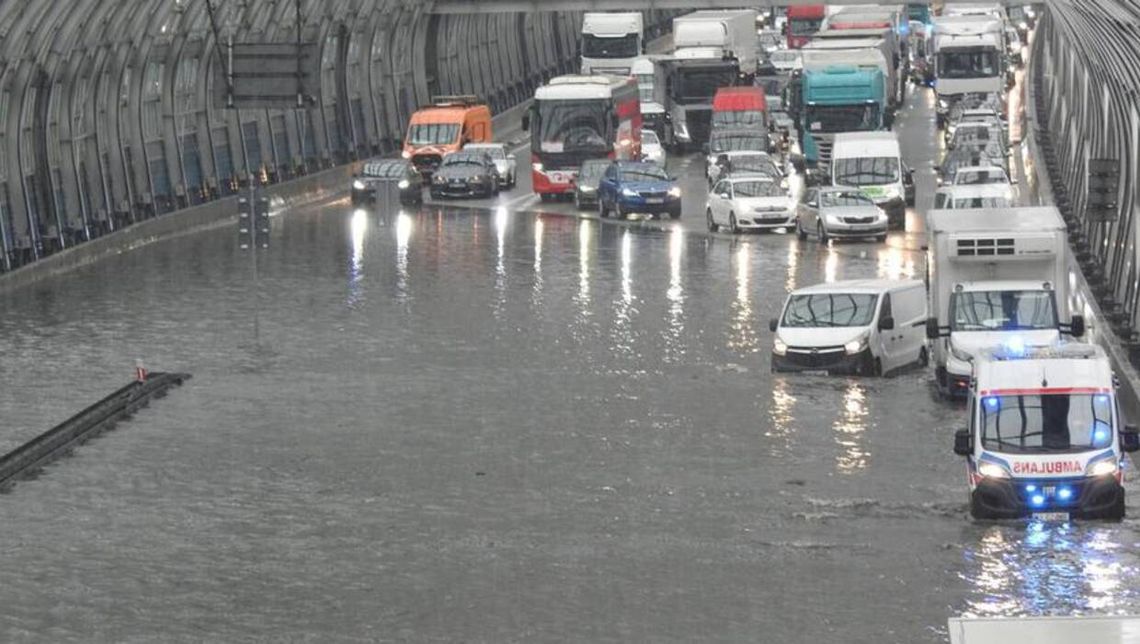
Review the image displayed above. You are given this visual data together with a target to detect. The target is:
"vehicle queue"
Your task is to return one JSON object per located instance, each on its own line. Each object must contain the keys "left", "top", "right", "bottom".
{"left": 346, "top": 3, "right": 1138, "bottom": 523}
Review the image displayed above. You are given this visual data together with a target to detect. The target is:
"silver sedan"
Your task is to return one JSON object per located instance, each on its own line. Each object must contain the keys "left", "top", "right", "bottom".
{"left": 795, "top": 187, "right": 888, "bottom": 243}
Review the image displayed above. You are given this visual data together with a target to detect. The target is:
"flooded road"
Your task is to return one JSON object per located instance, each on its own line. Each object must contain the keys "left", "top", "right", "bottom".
{"left": 3, "top": 196, "right": 1140, "bottom": 642}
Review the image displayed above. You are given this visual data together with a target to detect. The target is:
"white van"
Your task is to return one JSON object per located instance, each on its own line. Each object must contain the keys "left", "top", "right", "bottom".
{"left": 770, "top": 279, "right": 928, "bottom": 376}
{"left": 830, "top": 132, "right": 914, "bottom": 230}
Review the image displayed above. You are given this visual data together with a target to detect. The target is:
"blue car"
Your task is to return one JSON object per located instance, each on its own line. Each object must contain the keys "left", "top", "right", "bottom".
{"left": 596, "top": 161, "right": 682, "bottom": 220}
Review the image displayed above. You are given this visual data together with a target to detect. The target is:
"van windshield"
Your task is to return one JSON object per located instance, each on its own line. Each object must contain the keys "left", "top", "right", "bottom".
{"left": 408, "top": 123, "right": 460, "bottom": 146}
{"left": 781, "top": 293, "right": 879, "bottom": 328}
{"left": 833, "top": 156, "right": 900, "bottom": 186}
{"left": 980, "top": 393, "right": 1113, "bottom": 453}
{"left": 950, "top": 290, "right": 1057, "bottom": 331}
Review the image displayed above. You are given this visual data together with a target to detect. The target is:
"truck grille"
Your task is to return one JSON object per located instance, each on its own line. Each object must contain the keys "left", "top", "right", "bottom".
{"left": 816, "top": 140, "right": 834, "bottom": 164}
{"left": 688, "top": 110, "right": 712, "bottom": 145}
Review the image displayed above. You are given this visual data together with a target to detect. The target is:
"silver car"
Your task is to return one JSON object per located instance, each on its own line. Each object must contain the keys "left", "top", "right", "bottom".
{"left": 795, "top": 187, "right": 888, "bottom": 243}
{"left": 463, "top": 143, "right": 517, "bottom": 188}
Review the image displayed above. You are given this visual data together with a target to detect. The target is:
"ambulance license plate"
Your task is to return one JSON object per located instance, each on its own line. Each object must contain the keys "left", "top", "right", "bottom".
{"left": 1031, "top": 511, "right": 1069, "bottom": 521}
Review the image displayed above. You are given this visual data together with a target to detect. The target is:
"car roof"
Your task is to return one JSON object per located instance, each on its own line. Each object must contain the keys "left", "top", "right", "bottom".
{"left": 956, "top": 165, "right": 1006, "bottom": 173}
{"left": 942, "top": 183, "right": 1012, "bottom": 197}
{"left": 726, "top": 174, "right": 777, "bottom": 183}
{"left": 793, "top": 278, "right": 923, "bottom": 295}
{"left": 464, "top": 142, "right": 505, "bottom": 149}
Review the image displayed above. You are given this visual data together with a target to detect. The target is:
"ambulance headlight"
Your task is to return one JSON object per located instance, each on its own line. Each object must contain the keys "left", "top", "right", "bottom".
{"left": 773, "top": 337, "right": 788, "bottom": 355}
{"left": 844, "top": 337, "right": 867, "bottom": 355}
{"left": 1087, "top": 459, "right": 1119, "bottom": 477}
{"left": 977, "top": 462, "right": 1011, "bottom": 479}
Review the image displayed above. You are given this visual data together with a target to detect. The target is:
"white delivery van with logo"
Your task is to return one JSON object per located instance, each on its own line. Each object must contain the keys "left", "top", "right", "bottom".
{"left": 953, "top": 343, "right": 1140, "bottom": 520}
{"left": 830, "top": 131, "right": 913, "bottom": 229}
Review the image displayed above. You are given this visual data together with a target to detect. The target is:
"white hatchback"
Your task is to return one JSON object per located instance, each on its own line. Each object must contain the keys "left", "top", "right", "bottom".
{"left": 706, "top": 175, "right": 794, "bottom": 233}
{"left": 640, "top": 129, "right": 666, "bottom": 166}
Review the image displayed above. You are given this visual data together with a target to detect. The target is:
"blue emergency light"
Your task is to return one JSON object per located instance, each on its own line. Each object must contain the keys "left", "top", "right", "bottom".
{"left": 1057, "top": 487, "right": 1073, "bottom": 501}
{"left": 1030, "top": 494, "right": 1046, "bottom": 507}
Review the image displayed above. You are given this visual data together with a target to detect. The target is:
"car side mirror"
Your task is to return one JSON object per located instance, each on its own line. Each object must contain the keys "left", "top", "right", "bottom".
{"left": 1069, "top": 315, "right": 1086, "bottom": 338}
{"left": 878, "top": 316, "right": 895, "bottom": 331}
{"left": 769, "top": 318, "right": 779, "bottom": 333}
{"left": 1121, "top": 425, "right": 1140, "bottom": 453}
{"left": 953, "top": 428, "right": 973, "bottom": 456}
{"left": 926, "top": 317, "right": 940, "bottom": 340}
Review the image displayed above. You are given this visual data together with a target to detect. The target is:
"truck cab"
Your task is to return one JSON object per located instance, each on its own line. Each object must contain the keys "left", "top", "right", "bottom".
{"left": 581, "top": 12, "right": 644, "bottom": 76}
{"left": 402, "top": 96, "right": 492, "bottom": 177}
{"left": 786, "top": 4, "right": 826, "bottom": 49}
{"left": 931, "top": 16, "right": 1005, "bottom": 125}
{"left": 954, "top": 343, "right": 1140, "bottom": 520}
{"left": 799, "top": 65, "right": 887, "bottom": 165}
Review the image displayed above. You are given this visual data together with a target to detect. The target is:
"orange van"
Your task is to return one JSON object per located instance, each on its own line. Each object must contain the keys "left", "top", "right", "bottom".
{"left": 402, "top": 95, "right": 493, "bottom": 176}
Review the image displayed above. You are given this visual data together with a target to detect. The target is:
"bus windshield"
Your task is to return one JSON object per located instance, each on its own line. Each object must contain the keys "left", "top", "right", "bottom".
{"left": 950, "top": 290, "right": 1057, "bottom": 331}
{"left": 781, "top": 293, "right": 879, "bottom": 327}
{"left": 981, "top": 393, "right": 1114, "bottom": 453}
{"left": 535, "top": 100, "right": 611, "bottom": 154}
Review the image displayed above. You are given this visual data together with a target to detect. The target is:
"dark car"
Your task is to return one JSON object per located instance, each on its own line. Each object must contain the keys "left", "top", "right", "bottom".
{"left": 596, "top": 161, "right": 682, "bottom": 220}
{"left": 574, "top": 159, "right": 610, "bottom": 210}
{"left": 430, "top": 151, "right": 501, "bottom": 199}
{"left": 351, "top": 159, "right": 423, "bottom": 207}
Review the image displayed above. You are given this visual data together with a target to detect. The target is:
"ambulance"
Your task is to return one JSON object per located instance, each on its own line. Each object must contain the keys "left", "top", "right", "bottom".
{"left": 953, "top": 343, "right": 1140, "bottom": 521}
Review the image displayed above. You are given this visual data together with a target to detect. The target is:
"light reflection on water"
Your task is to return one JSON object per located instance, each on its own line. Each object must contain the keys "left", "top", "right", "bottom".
{"left": 532, "top": 216, "right": 544, "bottom": 306}
{"left": 664, "top": 226, "right": 685, "bottom": 361}
{"left": 960, "top": 522, "right": 1140, "bottom": 617}
{"left": 876, "top": 244, "right": 917, "bottom": 280}
{"left": 348, "top": 209, "right": 367, "bottom": 306}
{"left": 728, "top": 243, "right": 758, "bottom": 352}
{"left": 395, "top": 211, "right": 413, "bottom": 303}
{"left": 833, "top": 380, "right": 869, "bottom": 473}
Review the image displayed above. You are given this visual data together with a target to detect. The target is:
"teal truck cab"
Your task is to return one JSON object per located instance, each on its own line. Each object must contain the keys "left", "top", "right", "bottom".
{"left": 799, "top": 65, "right": 888, "bottom": 166}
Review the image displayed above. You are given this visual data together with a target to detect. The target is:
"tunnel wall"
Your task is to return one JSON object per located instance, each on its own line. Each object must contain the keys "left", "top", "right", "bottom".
{"left": 0, "top": 1, "right": 678, "bottom": 275}
{"left": 1030, "top": 3, "right": 1140, "bottom": 359}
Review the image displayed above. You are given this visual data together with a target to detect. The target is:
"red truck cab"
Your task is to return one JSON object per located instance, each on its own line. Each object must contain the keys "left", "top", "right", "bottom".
{"left": 786, "top": 5, "right": 826, "bottom": 48}
{"left": 712, "top": 87, "right": 768, "bottom": 131}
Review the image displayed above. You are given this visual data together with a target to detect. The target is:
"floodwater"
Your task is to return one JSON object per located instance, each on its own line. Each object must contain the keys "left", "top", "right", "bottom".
{"left": 3, "top": 195, "right": 1140, "bottom": 642}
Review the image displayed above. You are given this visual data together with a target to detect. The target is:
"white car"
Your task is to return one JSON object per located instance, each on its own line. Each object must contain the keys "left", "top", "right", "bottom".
{"left": 462, "top": 143, "right": 517, "bottom": 188}
{"left": 641, "top": 129, "right": 666, "bottom": 166}
{"left": 933, "top": 184, "right": 1014, "bottom": 209}
{"left": 707, "top": 175, "right": 795, "bottom": 233}
{"left": 707, "top": 150, "right": 783, "bottom": 186}
{"left": 951, "top": 165, "right": 1012, "bottom": 187}
{"left": 768, "top": 49, "right": 803, "bottom": 73}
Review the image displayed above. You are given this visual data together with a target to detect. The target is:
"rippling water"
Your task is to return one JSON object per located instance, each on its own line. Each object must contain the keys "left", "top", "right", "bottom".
{"left": 1, "top": 199, "right": 1138, "bottom": 642}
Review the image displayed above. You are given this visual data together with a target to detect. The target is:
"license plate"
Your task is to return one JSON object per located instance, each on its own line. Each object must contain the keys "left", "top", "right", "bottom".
{"left": 800, "top": 369, "right": 829, "bottom": 376}
{"left": 646, "top": 198, "right": 664, "bottom": 204}
{"left": 1031, "top": 511, "right": 1069, "bottom": 521}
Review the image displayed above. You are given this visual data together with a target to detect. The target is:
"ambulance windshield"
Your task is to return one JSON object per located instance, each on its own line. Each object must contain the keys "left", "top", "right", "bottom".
{"left": 979, "top": 393, "right": 1114, "bottom": 453}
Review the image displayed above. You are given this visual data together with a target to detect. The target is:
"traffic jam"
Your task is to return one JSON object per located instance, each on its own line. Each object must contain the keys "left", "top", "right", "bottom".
{"left": 348, "top": 3, "right": 1139, "bottom": 524}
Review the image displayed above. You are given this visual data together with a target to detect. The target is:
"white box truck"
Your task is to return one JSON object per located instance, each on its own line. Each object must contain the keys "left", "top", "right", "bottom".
{"left": 581, "top": 12, "right": 644, "bottom": 76}
{"left": 672, "top": 10, "right": 760, "bottom": 78}
{"left": 931, "top": 15, "right": 1004, "bottom": 125}
{"left": 925, "top": 207, "right": 1085, "bottom": 397}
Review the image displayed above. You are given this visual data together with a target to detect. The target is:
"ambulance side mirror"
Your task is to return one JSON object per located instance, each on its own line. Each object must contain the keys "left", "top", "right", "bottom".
{"left": 1121, "top": 425, "right": 1140, "bottom": 453}
{"left": 953, "top": 429, "right": 973, "bottom": 456}
{"left": 878, "top": 316, "right": 895, "bottom": 331}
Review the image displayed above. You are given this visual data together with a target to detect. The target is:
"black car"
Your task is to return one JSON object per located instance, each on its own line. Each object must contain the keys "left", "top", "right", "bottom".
{"left": 351, "top": 159, "right": 423, "bottom": 207}
{"left": 574, "top": 159, "right": 610, "bottom": 210}
{"left": 430, "top": 151, "right": 501, "bottom": 199}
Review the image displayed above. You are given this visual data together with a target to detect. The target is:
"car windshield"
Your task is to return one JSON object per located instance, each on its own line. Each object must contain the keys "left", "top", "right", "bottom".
{"left": 821, "top": 191, "right": 874, "bottom": 208}
{"left": 953, "top": 127, "right": 995, "bottom": 145}
{"left": 582, "top": 33, "right": 639, "bottom": 59}
{"left": 442, "top": 154, "right": 485, "bottom": 167}
{"left": 710, "top": 134, "right": 765, "bottom": 153}
{"left": 734, "top": 180, "right": 783, "bottom": 197}
{"left": 980, "top": 393, "right": 1114, "bottom": 454}
{"left": 362, "top": 161, "right": 409, "bottom": 178}
{"left": 781, "top": 293, "right": 879, "bottom": 328}
{"left": 713, "top": 110, "right": 766, "bottom": 128}
{"left": 579, "top": 162, "right": 609, "bottom": 181}
{"left": 536, "top": 99, "right": 610, "bottom": 154}
{"left": 468, "top": 146, "right": 504, "bottom": 159}
{"left": 950, "top": 290, "right": 1058, "bottom": 331}
{"left": 729, "top": 156, "right": 779, "bottom": 176}
{"left": 937, "top": 49, "right": 1001, "bottom": 79}
{"left": 955, "top": 170, "right": 1006, "bottom": 185}
{"left": 833, "top": 156, "right": 900, "bottom": 186}
{"left": 804, "top": 103, "right": 881, "bottom": 133}
{"left": 620, "top": 165, "right": 669, "bottom": 182}
{"left": 953, "top": 197, "right": 1011, "bottom": 208}
{"left": 407, "top": 123, "right": 460, "bottom": 146}
{"left": 641, "top": 131, "right": 660, "bottom": 145}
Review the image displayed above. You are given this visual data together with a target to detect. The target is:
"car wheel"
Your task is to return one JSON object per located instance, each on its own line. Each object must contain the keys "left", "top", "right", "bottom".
{"left": 598, "top": 197, "right": 608, "bottom": 219}
{"left": 669, "top": 208, "right": 681, "bottom": 220}
{"left": 876, "top": 233, "right": 887, "bottom": 243}
{"left": 818, "top": 222, "right": 829, "bottom": 243}
{"left": 918, "top": 347, "right": 929, "bottom": 368}
{"left": 706, "top": 209, "right": 718, "bottom": 232}
{"left": 796, "top": 218, "right": 807, "bottom": 241}
{"left": 872, "top": 358, "right": 883, "bottom": 377}
{"left": 729, "top": 213, "right": 740, "bottom": 234}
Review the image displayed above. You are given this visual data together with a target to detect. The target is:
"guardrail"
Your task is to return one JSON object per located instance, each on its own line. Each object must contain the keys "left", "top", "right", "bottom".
{"left": 1030, "top": 2, "right": 1140, "bottom": 367}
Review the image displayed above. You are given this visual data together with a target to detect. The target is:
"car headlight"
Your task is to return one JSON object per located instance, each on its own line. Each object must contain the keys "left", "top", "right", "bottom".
{"left": 397, "top": 179, "right": 410, "bottom": 190}
{"left": 353, "top": 179, "right": 365, "bottom": 190}
{"left": 773, "top": 338, "right": 788, "bottom": 355}
{"left": 434, "top": 175, "right": 446, "bottom": 184}
{"left": 668, "top": 186, "right": 682, "bottom": 198}
{"left": 621, "top": 187, "right": 639, "bottom": 198}
{"left": 1087, "top": 459, "right": 1119, "bottom": 477}
{"left": 950, "top": 344, "right": 973, "bottom": 362}
{"left": 844, "top": 336, "right": 867, "bottom": 355}
{"left": 938, "top": 98, "right": 950, "bottom": 111}
{"left": 579, "top": 185, "right": 595, "bottom": 193}
{"left": 1019, "top": 20, "right": 1028, "bottom": 30}
{"left": 977, "top": 462, "right": 1011, "bottom": 479}
{"left": 401, "top": 150, "right": 412, "bottom": 159}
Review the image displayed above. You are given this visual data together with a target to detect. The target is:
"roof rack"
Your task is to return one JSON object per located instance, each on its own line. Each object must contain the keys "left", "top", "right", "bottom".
{"left": 428, "top": 95, "right": 483, "bottom": 108}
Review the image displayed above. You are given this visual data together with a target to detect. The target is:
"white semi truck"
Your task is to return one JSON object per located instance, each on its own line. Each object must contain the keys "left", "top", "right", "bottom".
{"left": 924, "top": 207, "right": 1086, "bottom": 397}
{"left": 580, "top": 12, "right": 644, "bottom": 76}
{"left": 631, "top": 56, "right": 671, "bottom": 147}
{"left": 931, "top": 15, "right": 1004, "bottom": 125}
{"left": 672, "top": 10, "right": 760, "bottom": 79}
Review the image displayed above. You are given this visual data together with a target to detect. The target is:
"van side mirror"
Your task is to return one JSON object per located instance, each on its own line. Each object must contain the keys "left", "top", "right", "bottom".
{"left": 953, "top": 429, "right": 973, "bottom": 456}
{"left": 769, "top": 318, "right": 779, "bottom": 332}
{"left": 926, "top": 317, "right": 941, "bottom": 340}
{"left": 1069, "top": 315, "right": 1086, "bottom": 338}
{"left": 1121, "top": 425, "right": 1140, "bottom": 453}
{"left": 878, "top": 316, "right": 895, "bottom": 331}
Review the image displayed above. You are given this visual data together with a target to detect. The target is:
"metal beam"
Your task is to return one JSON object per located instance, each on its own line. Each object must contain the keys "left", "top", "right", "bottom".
{"left": 431, "top": 0, "right": 1017, "bottom": 13}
